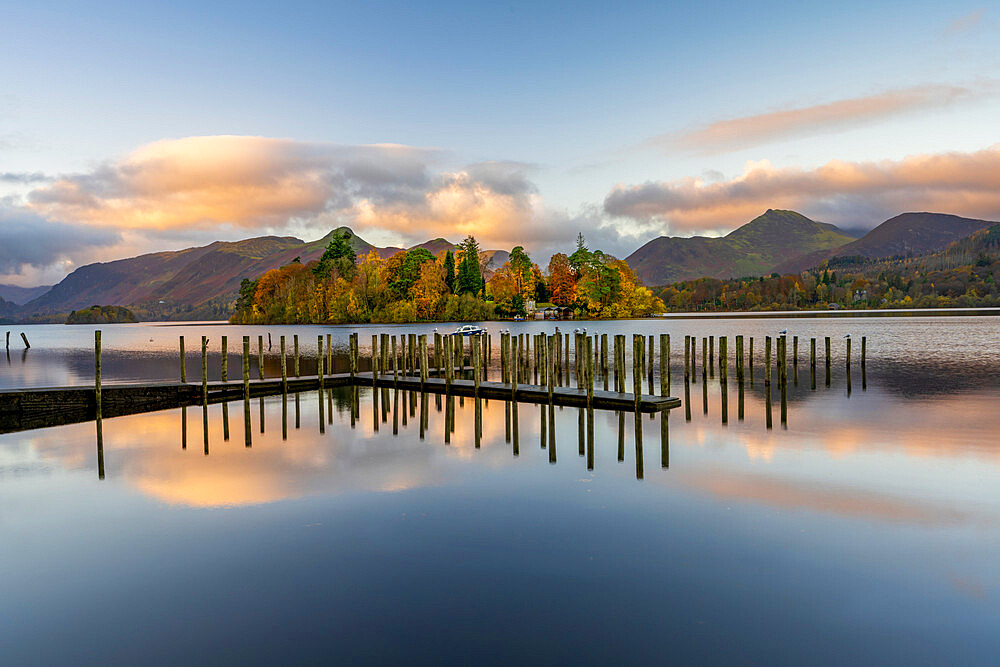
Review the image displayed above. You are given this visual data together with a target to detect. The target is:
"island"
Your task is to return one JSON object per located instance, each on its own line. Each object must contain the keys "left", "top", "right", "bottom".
{"left": 66, "top": 305, "right": 138, "bottom": 324}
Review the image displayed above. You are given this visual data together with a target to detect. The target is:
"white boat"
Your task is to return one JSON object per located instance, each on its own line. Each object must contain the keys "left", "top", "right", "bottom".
{"left": 453, "top": 324, "right": 486, "bottom": 336}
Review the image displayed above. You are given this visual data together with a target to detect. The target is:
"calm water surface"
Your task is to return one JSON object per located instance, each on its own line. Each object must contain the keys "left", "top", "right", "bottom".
{"left": 1, "top": 317, "right": 999, "bottom": 664}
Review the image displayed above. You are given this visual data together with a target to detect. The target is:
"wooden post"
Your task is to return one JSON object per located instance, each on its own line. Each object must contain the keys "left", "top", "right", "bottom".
{"left": 632, "top": 336, "right": 641, "bottom": 411}
{"left": 201, "top": 335, "right": 208, "bottom": 402}
{"left": 242, "top": 337, "right": 250, "bottom": 400}
{"left": 702, "top": 337, "right": 707, "bottom": 380}
{"left": 547, "top": 335, "right": 555, "bottom": 402}
{"left": 294, "top": 335, "right": 300, "bottom": 377}
{"left": 825, "top": 336, "right": 831, "bottom": 386}
{"left": 348, "top": 333, "right": 356, "bottom": 377}
{"left": 420, "top": 335, "right": 429, "bottom": 388}
{"left": 392, "top": 335, "right": 399, "bottom": 384}
{"left": 257, "top": 335, "right": 264, "bottom": 380}
{"left": 647, "top": 334, "right": 655, "bottom": 379}
{"left": 861, "top": 336, "right": 867, "bottom": 366}
{"left": 586, "top": 335, "right": 594, "bottom": 405}
{"left": 4, "top": 331, "right": 8, "bottom": 349}
{"left": 371, "top": 335, "right": 378, "bottom": 385}
{"left": 179, "top": 335, "right": 186, "bottom": 382}
{"left": 846, "top": 336, "right": 852, "bottom": 369}
{"left": 20, "top": 332, "right": 30, "bottom": 348}
{"left": 735, "top": 335, "right": 744, "bottom": 381}
{"left": 221, "top": 335, "right": 228, "bottom": 382}
{"left": 684, "top": 335, "right": 690, "bottom": 381}
{"left": 764, "top": 336, "right": 772, "bottom": 387}
{"left": 318, "top": 335, "right": 325, "bottom": 390}
{"left": 720, "top": 336, "right": 728, "bottom": 381}
{"left": 94, "top": 330, "right": 102, "bottom": 421}
{"left": 327, "top": 333, "right": 333, "bottom": 375}
{"left": 659, "top": 333, "right": 668, "bottom": 396}
{"left": 280, "top": 335, "right": 287, "bottom": 394}
{"left": 511, "top": 336, "right": 519, "bottom": 400}
{"left": 793, "top": 336, "right": 798, "bottom": 367}
{"left": 444, "top": 335, "right": 453, "bottom": 388}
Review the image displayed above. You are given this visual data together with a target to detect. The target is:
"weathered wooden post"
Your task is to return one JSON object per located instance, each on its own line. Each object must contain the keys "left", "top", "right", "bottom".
{"left": 391, "top": 335, "right": 399, "bottom": 384}
{"left": 4, "top": 331, "right": 8, "bottom": 349}
{"left": 174, "top": 334, "right": 185, "bottom": 383}
{"left": 201, "top": 335, "right": 208, "bottom": 402}
{"left": 242, "top": 337, "right": 250, "bottom": 398}
{"left": 94, "top": 330, "right": 102, "bottom": 420}
{"left": 659, "top": 333, "right": 669, "bottom": 396}
{"left": 765, "top": 336, "right": 772, "bottom": 387}
{"left": 20, "top": 332, "right": 30, "bottom": 348}
{"left": 749, "top": 337, "right": 754, "bottom": 381}
{"left": 371, "top": 335, "right": 378, "bottom": 385}
{"left": 586, "top": 335, "right": 594, "bottom": 405}
{"left": 420, "top": 335, "right": 429, "bottom": 388}
{"left": 861, "top": 336, "right": 867, "bottom": 366}
{"left": 318, "top": 335, "right": 325, "bottom": 391}
{"left": 811, "top": 337, "right": 817, "bottom": 389}
{"left": 709, "top": 335, "right": 714, "bottom": 376}
{"left": 702, "top": 337, "right": 708, "bottom": 380}
{"left": 280, "top": 335, "right": 287, "bottom": 395}
{"left": 293, "top": 335, "right": 300, "bottom": 377}
{"left": 846, "top": 336, "right": 852, "bottom": 369}
{"left": 328, "top": 333, "right": 333, "bottom": 374}
{"left": 683, "top": 335, "right": 690, "bottom": 382}
{"left": 257, "top": 335, "right": 264, "bottom": 380}
{"left": 220, "top": 335, "right": 228, "bottom": 383}
{"left": 720, "top": 336, "right": 728, "bottom": 382}
{"left": 632, "top": 335, "right": 642, "bottom": 412}
{"left": 735, "top": 335, "right": 744, "bottom": 382}
{"left": 547, "top": 335, "right": 555, "bottom": 402}
{"left": 825, "top": 336, "right": 831, "bottom": 386}
{"left": 444, "top": 335, "right": 453, "bottom": 388}
{"left": 511, "top": 336, "right": 519, "bottom": 400}
{"left": 647, "top": 334, "right": 655, "bottom": 379}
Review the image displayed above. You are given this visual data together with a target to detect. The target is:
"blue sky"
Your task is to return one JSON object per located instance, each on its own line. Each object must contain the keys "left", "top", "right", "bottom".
{"left": 2, "top": 1, "right": 999, "bottom": 284}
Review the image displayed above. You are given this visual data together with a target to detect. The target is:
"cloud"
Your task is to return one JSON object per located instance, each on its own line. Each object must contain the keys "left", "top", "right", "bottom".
{"left": 0, "top": 206, "right": 121, "bottom": 276}
{"left": 24, "top": 135, "right": 572, "bottom": 252}
{"left": 651, "top": 83, "right": 993, "bottom": 155}
{"left": 604, "top": 144, "right": 1000, "bottom": 232}
{"left": 1, "top": 172, "right": 51, "bottom": 184}
{"left": 945, "top": 8, "right": 985, "bottom": 35}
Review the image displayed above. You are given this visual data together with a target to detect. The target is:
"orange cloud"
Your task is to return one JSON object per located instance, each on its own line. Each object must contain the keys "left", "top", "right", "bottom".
{"left": 23, "top": 136, "right": 559, "bottom": 252}
{"left": 653, "top": 83, "right": 992, "bottom": 155}
{"left": 605, "top": 145, "right": 1000, "bottom": 232}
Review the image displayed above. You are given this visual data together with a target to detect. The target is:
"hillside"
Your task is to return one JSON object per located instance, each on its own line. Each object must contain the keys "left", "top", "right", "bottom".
{"left": 832, "top": 212, "right": 995, "bottom": 259}
{"left": 16, "top": 229, "right": 508, "bottom": 321}
{"left": 0, "top": 284, "right": 52, "bottom": 304}
{"left": 656, "top": 223, "right": 1000, "bottom": 312}
{"left": 626, "top": 209, "right": 855, "bottom": 286}
{"left": 66, "top": 305, "right": 138, "bottom": 324}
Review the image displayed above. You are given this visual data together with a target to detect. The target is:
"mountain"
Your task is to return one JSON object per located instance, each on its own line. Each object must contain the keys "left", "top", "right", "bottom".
{"left": 17, "top": 229, "right": 509, "bottom": 321}
{"left": 831, "top": 212, "right": 995, "bottom": 259}
{"left": 626, "top": 209, "right": 855, "bottom": 286}
{"left": 0, "top": 284, "right": 52, "bottom": 304}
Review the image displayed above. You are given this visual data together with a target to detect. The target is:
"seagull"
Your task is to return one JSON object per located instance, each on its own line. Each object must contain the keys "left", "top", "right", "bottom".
{"left": 844, "top": 334, "right": 851, "bottom": 339}
{"left": 778, "top": 328, "right": 787, "bottom": 335}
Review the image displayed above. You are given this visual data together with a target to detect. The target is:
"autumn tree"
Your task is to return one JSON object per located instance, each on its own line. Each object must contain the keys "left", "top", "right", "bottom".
{"left": 547, "top": 253, "right": 577, "bottom": 306}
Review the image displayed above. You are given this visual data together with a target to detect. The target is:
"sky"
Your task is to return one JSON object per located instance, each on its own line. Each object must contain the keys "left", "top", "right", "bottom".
{"left": 2, "top": 0, "right": 1000, "bottom": 286}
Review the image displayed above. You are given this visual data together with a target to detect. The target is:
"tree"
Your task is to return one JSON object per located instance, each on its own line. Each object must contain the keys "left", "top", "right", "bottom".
{"left": 412, "top": 260, "right": 447, "bottom": 319}
{"left": 569, "top": 233, "right": 592, "bottom": 274}
{"left": 443, "top": 250, "right": 456, "bottom": 293}
{"left": 232, "top": 278, "right": 258, "bottom": 323}
{"left": 509, "top": 245, "right": 533, "bottom": 296}
{"left": 314, "top": 229, "right": 357, "bottom": 280}
{"left": 456, "top": 236, "right": 483, "bottom": 296}
{"left": 386, "top": 248, "right": 435, "bottom": 300}
{"left": 547, "top": 253, "right": 577, "bottom": 306}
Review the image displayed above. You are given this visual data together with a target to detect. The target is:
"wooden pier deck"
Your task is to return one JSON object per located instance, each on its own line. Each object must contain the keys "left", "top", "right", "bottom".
{"left": 0, "top": 371, "right": 680, "bottom": 434}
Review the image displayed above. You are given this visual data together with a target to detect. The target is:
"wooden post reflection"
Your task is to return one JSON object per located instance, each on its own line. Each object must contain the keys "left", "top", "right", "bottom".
{"left": 222, "top": 402, "right": 230, "bottom": 441}
{"left": 702, "top": 373, "right": 708, "bottom": 415}
{"left": 684, "top": 377, "right": 691, "bottom": 422}
{"left": 634, "top": 411, "right": 644, "bottom": 480}
{"left": 393, "top": 389, "right": 399, "bottom": 435}
{"left": 586, "top": 407, "right": 594, "bottom": 471}
{"left": 244, "top": 393, "right": 252, "bottom": 448}
{"left": 202, "top": 400, "right": 209, "bottom": 456}
{"left": 181, "top": 406, "right": 187, "bottom": 450}
{"left": 370, "top": 384, "right": 376, "bottom": 434}
{"left": 296, "top": 392, "right": 302, "bottom": 430}
{"left": 660, "top": 411, "right": 669, "bottom": 469}
{"left": 780, "top": 372, "right": 788, "bottom": 428}
{"left": 721, "top": 372, "right": 728, "bottom": 425}
{"left": 578, "top": 408, "right": 585, "bottom": 456}
{"left": 420, "top": 392, "right": 428, "bottom": 441}
{"left": 765, "top": 380, "right": 773, "bottom": 430}
{"left": 617, "top": 410, "right": 625, "bottom": 461}
{"left": 282, "top": 393, "right": 287, "bottom": 441}
{"left": 444, "top": 394, "right": 453, "bottom": 445}
{"left": 511, "top": 401, "right": 519, "bottom": 456}
{"left": 96, "top": 418, "right": 105, "bottom": 480}
{"left": 738, "top": 376, "right": 744, "bottom": 421}
{"left": 539, "top": 404, "right": 546, "bottom": 449}
{"left": 259, "top": 396, "right": 265, "bottom": 434}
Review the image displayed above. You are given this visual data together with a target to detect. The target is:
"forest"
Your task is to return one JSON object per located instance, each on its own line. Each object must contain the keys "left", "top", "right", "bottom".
{"left": 656, "top": 225, "right": 1000, "bottom": 312}
{"left": 231, "top": 232, "right": 664, "bottom": 324}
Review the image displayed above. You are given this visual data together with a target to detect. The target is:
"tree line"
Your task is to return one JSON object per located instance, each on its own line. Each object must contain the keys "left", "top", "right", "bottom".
{"left": 231, "top": 231, "right": 663, "bottom": 324}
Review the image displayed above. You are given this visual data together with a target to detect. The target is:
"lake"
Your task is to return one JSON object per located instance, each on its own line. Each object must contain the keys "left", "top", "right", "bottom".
{"left": 2, "top": 316, "right": 999, "bottom": 664}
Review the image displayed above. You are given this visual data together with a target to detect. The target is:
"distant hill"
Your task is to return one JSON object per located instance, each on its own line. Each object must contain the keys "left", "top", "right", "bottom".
{"left": 832, "top": 212, "right": 995, "bottom": 259}
{"left": 626, "top": 209, "right": 855, "bottom": 285}
{"left": 16, "top": 229, "right": 508, "bottom": 321}
{"left": 0, "top": 284, "right": 52, "bottom": 304}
